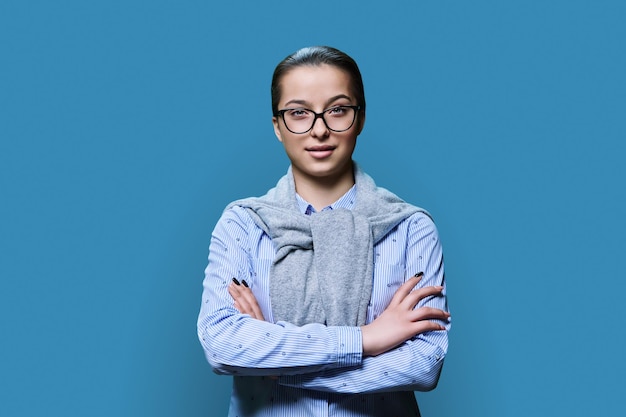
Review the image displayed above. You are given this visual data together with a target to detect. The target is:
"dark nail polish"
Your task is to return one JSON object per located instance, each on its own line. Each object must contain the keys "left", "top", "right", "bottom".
{"left": 241, "top": 280, "right": 249, "bottom": 288}
{"left": 414, "top": 272, "right": 424, "bottom": 278}
{"left": 232, "top": 277, "right": 240, "bottom": 285}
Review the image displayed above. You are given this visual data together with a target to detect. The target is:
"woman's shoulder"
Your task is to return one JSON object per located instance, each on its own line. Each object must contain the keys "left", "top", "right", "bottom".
{"left": 402, "top": 209, "right": 438, "bottom": 234}
{"left": 214, "top": 205, "right": 258, "bottom": 235}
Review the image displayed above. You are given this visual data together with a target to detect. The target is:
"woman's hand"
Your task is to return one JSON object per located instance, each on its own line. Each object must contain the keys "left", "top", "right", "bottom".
{"left": 228, "top": 274, "right": 449, "bottom": 357}
{"left": 228, "top": 278, "right": 266, "bottom": 321}
{"left": 360, "top": 274, "right": 450, "bottom": 357}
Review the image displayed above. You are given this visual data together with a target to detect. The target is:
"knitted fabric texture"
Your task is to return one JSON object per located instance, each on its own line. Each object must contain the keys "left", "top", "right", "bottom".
{"left": 227, "top": 164, "right": 426, "bottom": 327}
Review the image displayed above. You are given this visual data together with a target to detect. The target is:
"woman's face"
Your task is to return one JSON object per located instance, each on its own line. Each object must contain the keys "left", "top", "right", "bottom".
{"left": 272, "top": 64, "right": 364, "bottom": 185}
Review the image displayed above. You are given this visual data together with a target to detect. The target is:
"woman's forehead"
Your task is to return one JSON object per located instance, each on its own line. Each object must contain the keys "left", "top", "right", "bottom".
{"left": 279, "top": 65, "right": 354, "bottom": 105}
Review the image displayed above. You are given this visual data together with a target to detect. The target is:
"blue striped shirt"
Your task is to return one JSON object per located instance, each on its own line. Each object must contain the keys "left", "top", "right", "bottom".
{"left": 198, "top": 185, "right": 449, "bottom": 416}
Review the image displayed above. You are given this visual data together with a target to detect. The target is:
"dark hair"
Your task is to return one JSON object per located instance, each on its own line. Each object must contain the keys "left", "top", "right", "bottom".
{"left": 271, "top": 46, "right": 366, "bottom": 115}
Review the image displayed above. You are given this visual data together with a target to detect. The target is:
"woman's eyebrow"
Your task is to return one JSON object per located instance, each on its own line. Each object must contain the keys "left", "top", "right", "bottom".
{"left": 283, "top": 99, "right": 309, "bottom": 108}
{"left": 283, "top": 94, "right": 353, "bottom": 109}
{"left": 324, "top": 94, "right": 352, "bottom": 106}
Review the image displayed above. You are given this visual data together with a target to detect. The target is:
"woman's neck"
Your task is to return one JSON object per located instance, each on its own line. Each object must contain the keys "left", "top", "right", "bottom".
{"left": 293, "top": 165, "right": 355, "bottom": 212}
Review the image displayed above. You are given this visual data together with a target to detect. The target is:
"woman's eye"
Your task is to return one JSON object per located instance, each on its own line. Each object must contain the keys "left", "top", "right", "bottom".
{"left": 327, "top": 106, "right": 347, "bottom": 116}
{"left": 288, "top": 109, "right": 310, "bottom": 118}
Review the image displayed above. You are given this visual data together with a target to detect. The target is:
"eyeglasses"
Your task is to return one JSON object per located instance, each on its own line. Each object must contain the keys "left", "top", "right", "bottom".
{"left": 274, "top": 105, "right": 361, "bottom": 134}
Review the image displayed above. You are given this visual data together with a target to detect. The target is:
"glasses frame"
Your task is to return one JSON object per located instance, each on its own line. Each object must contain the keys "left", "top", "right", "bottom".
{"left": 274, "top": 105, "right": 362, "bottom": 134}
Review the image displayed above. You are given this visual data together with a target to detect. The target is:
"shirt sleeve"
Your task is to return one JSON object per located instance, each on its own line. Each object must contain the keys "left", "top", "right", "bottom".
{"left": 197, "top": 207, "right": 363, "bottom": 376}
{"left": 278, "top": 213, "right": 450, "bottom": 393}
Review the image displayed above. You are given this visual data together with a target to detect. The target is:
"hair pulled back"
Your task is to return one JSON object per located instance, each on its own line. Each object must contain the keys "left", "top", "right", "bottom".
{"left": 271, "top": 46, "right": 366, "bottom": 115}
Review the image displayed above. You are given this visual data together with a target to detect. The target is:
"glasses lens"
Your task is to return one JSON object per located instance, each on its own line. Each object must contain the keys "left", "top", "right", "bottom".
{"left": 283, "top": 109, "right": 314, "bottom": 134}
{"left": 282, "top": 106, "right": 356, "bottom": 134}
{"left": 324, "top": 106, "right": 356, "bottom": 132}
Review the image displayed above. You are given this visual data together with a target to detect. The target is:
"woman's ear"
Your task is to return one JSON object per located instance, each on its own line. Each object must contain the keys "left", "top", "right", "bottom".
{"left": 272, "top": 117, "right": 283, "bottom": 142}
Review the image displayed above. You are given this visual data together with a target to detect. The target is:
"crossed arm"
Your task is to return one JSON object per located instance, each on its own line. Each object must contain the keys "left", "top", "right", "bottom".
{"left": 229, "top": 274, "right": 449, "bottom": 357}
{"left": 198, "top": 207, "right": 450, "bottom": 393}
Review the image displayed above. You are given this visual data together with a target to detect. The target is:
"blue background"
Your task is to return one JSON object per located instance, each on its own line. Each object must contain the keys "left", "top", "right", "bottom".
{"left": 1, "top": 1, "right": 624, "bottom": 416}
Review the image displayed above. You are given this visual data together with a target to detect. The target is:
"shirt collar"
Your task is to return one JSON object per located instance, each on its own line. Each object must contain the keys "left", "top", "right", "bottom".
{"left": 296, "top": 184, "right": 357, "bottom": 215}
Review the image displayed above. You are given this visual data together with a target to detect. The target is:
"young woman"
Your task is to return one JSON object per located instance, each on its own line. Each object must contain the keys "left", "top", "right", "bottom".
{"left": 198, "top": 46, "right": 450, "bottom": 417}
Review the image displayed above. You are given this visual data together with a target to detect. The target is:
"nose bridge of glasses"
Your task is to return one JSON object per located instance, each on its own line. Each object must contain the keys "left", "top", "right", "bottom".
{"left": 312, "top": 111, "right": 330, "bottom": 130}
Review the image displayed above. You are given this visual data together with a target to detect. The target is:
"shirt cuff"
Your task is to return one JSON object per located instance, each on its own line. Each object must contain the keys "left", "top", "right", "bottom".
{"left": 331, "top": 326, "right": 363, "bottom": 368}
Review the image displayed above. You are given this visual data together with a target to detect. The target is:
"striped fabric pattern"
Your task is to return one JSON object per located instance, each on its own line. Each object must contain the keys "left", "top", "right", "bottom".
{"left": 198, "top": 185, "right": 449, "bottom": 416}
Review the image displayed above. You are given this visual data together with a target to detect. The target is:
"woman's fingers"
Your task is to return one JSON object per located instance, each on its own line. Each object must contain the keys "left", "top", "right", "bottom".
{"left": 227, "top": 283, "right": 247, "bottom": 310}
{"left": 410, "top": 320, "right": 447, "bottom": 335}
{"left": 229, "top": 283, "right": 257, "bottom": 317}
{"left": 388, "top": 274, "right": 423, "bottom": 308}
{"left": 388, "top": 274, "right": 444, "bottom": 311}
{"left": 228, "top": 280, "right": 266, "bottom": 321}
{"left": 362, "top": 273, "right": 449, "bottom": 356}
{"left": 400, "top": 285, "right": 444, "bottom": 310}
{"left": 409, "top": 306, "right": 451, "bottom": 323}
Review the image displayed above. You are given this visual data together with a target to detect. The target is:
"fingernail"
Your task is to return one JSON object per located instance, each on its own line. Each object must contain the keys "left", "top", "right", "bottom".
{"left": 232, "top": 277, "right": 240, "bottom": 285}
{"left": 241, "top": 280, "right": 249, "bottom": 288}
{"left": 414, "top": 272, "right": 424, "bottom": 279}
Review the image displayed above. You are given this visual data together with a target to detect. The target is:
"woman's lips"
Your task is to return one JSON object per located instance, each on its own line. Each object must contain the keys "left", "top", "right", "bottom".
{"left": 307, "top": 146, "right": 336, "bottom": 159}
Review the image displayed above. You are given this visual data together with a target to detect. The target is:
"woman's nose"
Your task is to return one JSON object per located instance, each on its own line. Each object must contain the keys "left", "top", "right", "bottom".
{"left": 310, "top": 115, "right": 330, "bottom": 138}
